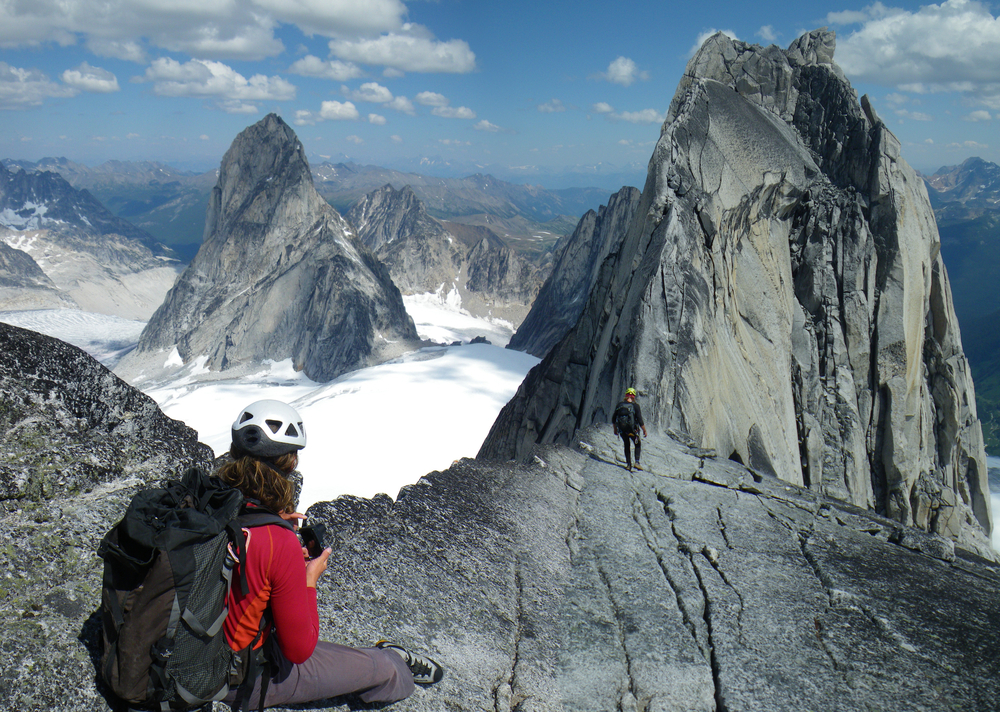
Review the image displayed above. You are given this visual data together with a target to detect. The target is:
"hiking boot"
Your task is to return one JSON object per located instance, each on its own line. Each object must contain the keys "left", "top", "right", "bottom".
{"left": 633, "top": 462, "right": 643, "bottom": 471}
{"left": 376, "top": 641, "right": 444, "bottom": 684}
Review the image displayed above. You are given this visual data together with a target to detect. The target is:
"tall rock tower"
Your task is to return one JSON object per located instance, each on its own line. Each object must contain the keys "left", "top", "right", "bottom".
{"left": 481, "top": 31, "right": 992, "bottom": 554}
{"left": 117, "top": 114, "right": 420, "bottom": 384}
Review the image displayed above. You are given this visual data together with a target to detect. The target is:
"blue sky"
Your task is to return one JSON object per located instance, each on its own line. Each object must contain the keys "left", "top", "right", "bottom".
{"left": 2, "top": 0, "right": 1000, "bottom": 188}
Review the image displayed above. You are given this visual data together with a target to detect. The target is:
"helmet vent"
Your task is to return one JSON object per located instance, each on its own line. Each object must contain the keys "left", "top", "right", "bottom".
{"left": 240, "top": 412, "right": 254, "bottom": 423}
{"left": 265, "top": 419, "right": 282, "bottom": 434}
{"left": 285, "top": 424, "right": 300, "bottom": 437}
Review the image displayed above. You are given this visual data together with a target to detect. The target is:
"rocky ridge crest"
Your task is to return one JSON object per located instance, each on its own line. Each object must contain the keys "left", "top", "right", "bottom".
{"left": 480, "top": 30, "right": 992, "bottom": 557}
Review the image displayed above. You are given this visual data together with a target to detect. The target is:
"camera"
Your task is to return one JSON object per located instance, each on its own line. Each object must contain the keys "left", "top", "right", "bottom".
{"left": 299, "top": 522, "right": 327, "bottom": 559}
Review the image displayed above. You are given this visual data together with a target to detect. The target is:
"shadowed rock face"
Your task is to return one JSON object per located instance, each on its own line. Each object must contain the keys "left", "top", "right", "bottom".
{"left": 480, "top": 30, "right": 992, "bottom": 557}
{"left": 508, "top": 186, "right": 641, "bottom": 358}
{"left": 118, "top": 114, "right": 420, "bottom": 383}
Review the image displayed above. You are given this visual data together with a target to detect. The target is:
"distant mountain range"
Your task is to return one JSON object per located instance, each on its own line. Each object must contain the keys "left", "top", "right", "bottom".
{"left": 2, "top": 157, "right": 630, "bottom": 264}
{"left": 923, "top": 157, "right": 1000, "bottom": 452}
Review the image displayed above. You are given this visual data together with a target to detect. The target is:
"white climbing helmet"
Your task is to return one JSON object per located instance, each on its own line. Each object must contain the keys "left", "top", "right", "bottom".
{"left": 231, "top": 399, "right": 307, "bottom": 458}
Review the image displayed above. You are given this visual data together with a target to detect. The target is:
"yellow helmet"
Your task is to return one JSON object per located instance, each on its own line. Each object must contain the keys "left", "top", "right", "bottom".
{"left": 625, "top": 388, "right": 637, "bottom": 397}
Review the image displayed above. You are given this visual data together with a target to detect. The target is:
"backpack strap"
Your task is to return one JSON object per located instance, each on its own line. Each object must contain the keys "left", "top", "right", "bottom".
{"left": 231, "top": 505, "right": 296, "bottom": 712}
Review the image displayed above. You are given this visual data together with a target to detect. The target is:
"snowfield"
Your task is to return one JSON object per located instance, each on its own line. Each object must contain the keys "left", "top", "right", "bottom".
{"left": 0, "top": 293, "right": 538, "bottom": 511}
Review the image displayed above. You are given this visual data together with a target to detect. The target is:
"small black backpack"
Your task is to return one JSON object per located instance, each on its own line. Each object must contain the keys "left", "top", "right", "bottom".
{"left": 613, "top": 401, "right": 636, "bottom": 435}
{"left": 98, "top": 467, "right": 290, "bottom": 711}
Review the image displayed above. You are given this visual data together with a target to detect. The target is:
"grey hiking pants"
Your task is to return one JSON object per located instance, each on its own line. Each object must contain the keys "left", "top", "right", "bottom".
{"left": 223, "top": 640, "right": 414, "bottom": 709}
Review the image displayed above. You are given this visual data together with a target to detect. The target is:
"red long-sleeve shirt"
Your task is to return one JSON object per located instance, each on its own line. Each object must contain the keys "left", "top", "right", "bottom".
{"left": 224, "top": 522, "right": 319, "bottom": 664}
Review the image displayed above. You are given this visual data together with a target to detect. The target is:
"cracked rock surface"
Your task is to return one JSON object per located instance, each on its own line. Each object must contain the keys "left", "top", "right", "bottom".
{"left": 299, "top": 425, "right": 1000, "bottom": 712}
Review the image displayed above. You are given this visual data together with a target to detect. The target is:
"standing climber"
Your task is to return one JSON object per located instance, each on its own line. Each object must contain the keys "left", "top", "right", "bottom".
{"left": 613, "top": 388, "right": 647, "bottom": 471}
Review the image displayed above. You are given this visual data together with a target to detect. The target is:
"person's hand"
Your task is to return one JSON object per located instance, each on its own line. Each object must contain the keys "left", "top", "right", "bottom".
{"left": 304, "top": 547, "right": 331, "bottom": 588}
{"left": 642, "top": 427, "right": 648, "bottom": 437}
{"left": 280, "top": 511, "right": 306, "bottom": 530}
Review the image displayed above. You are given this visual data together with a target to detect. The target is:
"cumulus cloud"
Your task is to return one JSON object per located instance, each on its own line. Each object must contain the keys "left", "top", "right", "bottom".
{"left": 345, "top": 81, "right": 393, "bottom": 103}
{"left": 368, "top": 113, "right": 386, "bottom": 124}
{"left": 965, "top": 110, "right": 992, "bottom": 121}
{"left": 135, "top": 58, "right": 295, "bottom": 112}
{"left": 595, "top": 57, "right": 649, "bottom": 86}
{"left": 474, "top": 119, "right": 502, "bottom": 132}
{"left": 346, "top": 134, "right": 364, "bottom": 144}
{"left": 289, "top": 55, "right": 364, "bottom": 81}
{"left": 415, "top": 91, "right": 449, "bottom": 107}
{"left": 0, "top": 0, "right": 411, "bottom": 61}
{"left": 0, "top": 62, "right": 77, "bottom": 109}
{"left": 538, "top": 98, "right": 566, "bottom": 113}
{"left": 329, "top": 25, "right": 476, "bottom": 74}
{"left": 61, "top": 62, "right": 119, "bottom": 93}
{"left": 593, "top": 103, "right": 664, "bottom": 124}
{"left": 408, "top": 90, "right": 474, "bottom": 119}
{"left": 757, "top": 25, "right": 779, "bottom": 42}
{"left": 320, "top": 100, "right": 360, "bottom": 120}
{"left": 833, "top": 0, "right": 1000, "bottom": 108}
{"left": 387, "top": 95, "right": 415, "bottom": 114}
{"left": 432, "top": 105, "right": 475, "bottom": 119}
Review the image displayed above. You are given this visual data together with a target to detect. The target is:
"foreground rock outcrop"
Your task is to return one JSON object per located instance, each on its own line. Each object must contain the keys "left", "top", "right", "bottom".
{"left": 481, "top": 30, "right": 992, "bottom": 557}
{"left": 116, "top": 114, "right": 421, "bottom": 385}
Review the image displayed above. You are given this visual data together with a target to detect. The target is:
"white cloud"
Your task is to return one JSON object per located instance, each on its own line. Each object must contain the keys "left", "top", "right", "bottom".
{"left": 61, "top": 62, "right": 119, "bottom": 93}
{"left": 474, "top": 119, "right": 501, "bottom": 132}
{"left": 289, "top": 55, "right": 364, "bottom": 81}
{"left": 538, "top": 98, "right": 565, "bottom": 113}
{"left": 390, "top": 134, "right": 402, "bottom": 143}
{"left": 947, "top": 139, "right": 989, "bottom": 149}
{"left": 965, "top": 110, "right": 992, "bottom": 121}
{"left": 0, "top": 62, "right": 77, "bottom": 109}
{"left": 88, "top": 39, "right": 146, "bottom": 63}
{"left": 835, "top": 0, "right": 1000, "bottom": 108}
{"left": 346, "top": 134, "right": 364, "bottom": 144}
{"left": 595, "top": 105, "right": 665, "bottom": 124}
{"left": 415, "top": 91, "right": 449, "bottom": 107}
{"left": 894, "top": 108, "right": 933, "bottom": 121}
{"left": 137, "top": 58, "right": 296, "bottom": 104}
{"left": 320, "top": 100, "right": 359, "bottom": 120}
{"left": 346, "top": 81, "right": 393, "bottom": 103}
{"left": 329, "top": 26, "right": 476, "bottom": 74}
{"left": 368, "top": 113, "right": 386, "bottom": 125}
{"left": 0, "top": 0, "right": 411, "bottom": 61}
{"left": 596, "top": 57, "right": 649, "bottom": 87}
{"left": 387, "top": 95, "right": 415, "bottom": 114}
{"left": 250, "top": 0, "right": 407, "bottom": 37}
{"left": 756, "top": 25, "right": 778, "bottom": 42}
{"left": 432, "top": 105, "right": 475, "bottom": 119}
{"left": 438, "top": 138, "right": 470, "bottom": 146}
{"left": 199, "top": 134, "right": 209, "bottom": 140}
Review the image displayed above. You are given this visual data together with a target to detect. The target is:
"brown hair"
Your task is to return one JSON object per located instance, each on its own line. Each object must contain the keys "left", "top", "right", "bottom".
{"left": 217, "top": 445, "right": 298, "bottom": 513}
